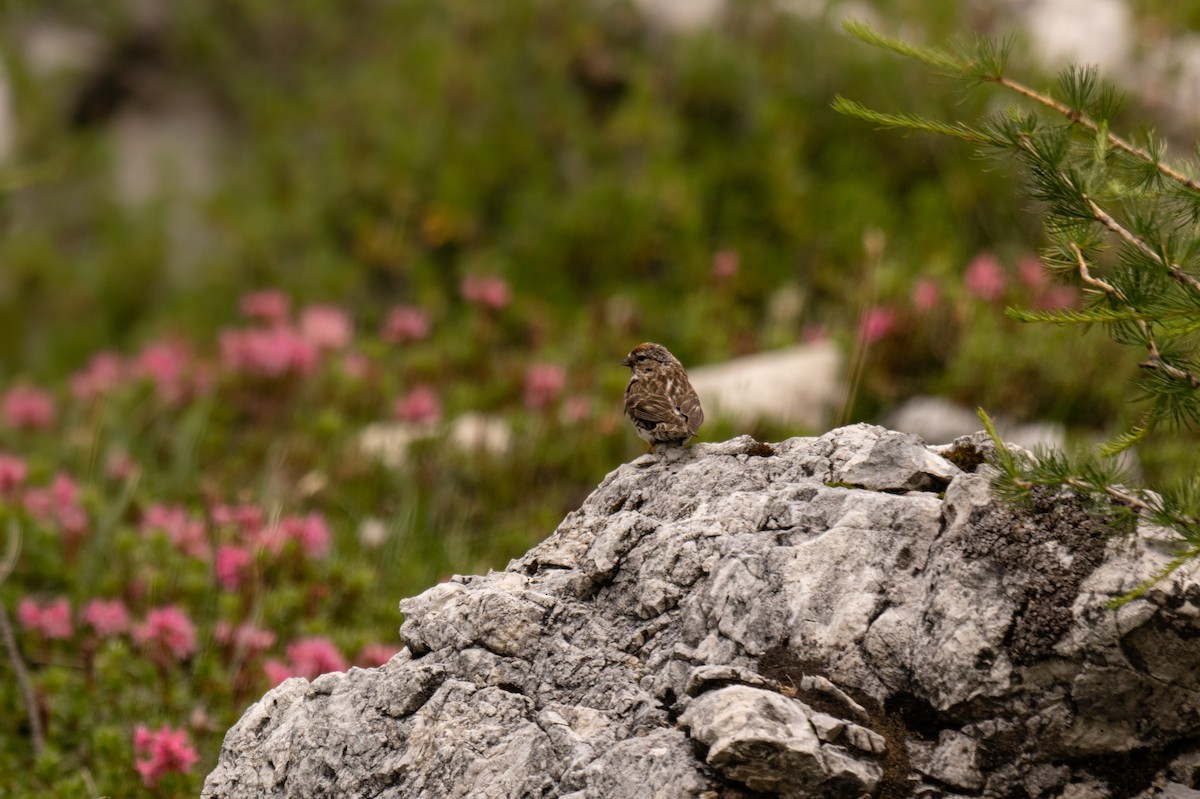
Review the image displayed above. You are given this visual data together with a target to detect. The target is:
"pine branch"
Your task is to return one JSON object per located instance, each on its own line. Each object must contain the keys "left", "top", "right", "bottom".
{"left": 830, "top": 97, "right": 989, "bottom": 144}
{"left": 1067, "top": 243, "right": 1200, "bottom": 393}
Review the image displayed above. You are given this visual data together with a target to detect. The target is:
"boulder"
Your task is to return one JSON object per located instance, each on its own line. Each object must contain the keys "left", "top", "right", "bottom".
{"left": 202, "top": 424, "right": 1200, "bottom": 798}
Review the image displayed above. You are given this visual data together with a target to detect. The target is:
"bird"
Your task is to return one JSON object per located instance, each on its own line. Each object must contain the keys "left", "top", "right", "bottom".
{"left": 621, "top": 342, "right": 704, "bottom": 449}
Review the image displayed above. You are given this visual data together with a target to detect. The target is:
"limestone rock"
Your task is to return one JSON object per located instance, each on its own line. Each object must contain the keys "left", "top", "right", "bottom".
{"left": 203, "top": 424, "right": 1200, "bottom": 799}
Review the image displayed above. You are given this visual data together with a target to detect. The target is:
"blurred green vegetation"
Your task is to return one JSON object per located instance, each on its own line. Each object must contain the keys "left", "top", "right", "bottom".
{"left": 1, "top": 0, "right": 1199, "bottom": 795}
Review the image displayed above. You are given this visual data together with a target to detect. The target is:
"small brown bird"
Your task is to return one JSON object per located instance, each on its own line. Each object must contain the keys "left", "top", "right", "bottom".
{"left": 621, "top": 342, "right": 704, "bottom": 448}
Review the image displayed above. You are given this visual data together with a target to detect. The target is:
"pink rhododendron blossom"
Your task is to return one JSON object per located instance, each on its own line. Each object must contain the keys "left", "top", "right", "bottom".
{"left": 3, "top": 385, "right": 55, "bottom": 430}
{"left": 964, "top": 252, "right": 1007, "bottom": 301}
{"left": 17, "top": 597, "right": 72, "bottom": 640}
{"left": 70, "top": 352, "right": 125, "bottom": 401}
{"left": 142, "top": 504, "right": 209, "bottom": 560}
{"left": 23, "top": 472, "right": 88, "bottom": 535}
{"left": 257, "top": 513, "right": 331, "bottom": 558}
{"left": 562, "top": 395, "right": 591, "bottom": 423}
{"left": 263, "top": 637, "right": 348, "bottom": 685}
{"left": 220, "top": 326, "right": 319, "bottom": 377}
{"left": 341, "top": 351, "right": 370, "bottom": 379}
{"left": 858, "top": 306, "right": 897, "bottom": 344}
{"left": 214, "top": 620, "right": 276, "bottom": 656}
{"left": 134, "top": 605, "right": 197, "bottom": 661}
{"left": 1038, "top": 286, "right": 1080, "bottom": 309}
{"left": 381, "top": 306, "right": 431, "bottom": 343}
{"left": 239, "top": 290, "right": 290, "bottom": 324}
{"left": 712, "top": 249, "right": 739, "bottom": 279}
{"left": 287, "top": 636, "right": 349, "bottom": 678}
{"left": 211, "top": 503, "right": 266, "bottom": 540}
{"left": 215, "top": 545, "right": 253, "bottom": 589}
{"left": 356, "top": 642, "right": 401, "bottom": 668}
{"left": 263, "top": 658, "right": 294, "bottom": 687}
{"left": 0, "top": 453, "right": 28, "bottom": 493}
{"left": 133, "top": 341, "right": 192, "bottom": 404}
{"left": 1017, "top": 256, "right": 1048, "bottom": 289}
{"left": 289, "top": 513, "right": 331, "bottom": 557}
{"left": 460, "top": 275, "right": 511, "bottom": 309}
{"left": 394, "top": 385, "right": 441, "bottom": 424}
{"left": 911, "top": 278, "right": 941, "bottom": 311}
{"left": 300, "top": 305, "right": 353, "bottom": 350}
{"left": 524, "top": 364, "right": 566, "bottom": 411}
{"left": 83, "top": 598, "right": 129, "bottom": 637}
{"left": 133, "top": 725, "right": 199, "bottom": 787}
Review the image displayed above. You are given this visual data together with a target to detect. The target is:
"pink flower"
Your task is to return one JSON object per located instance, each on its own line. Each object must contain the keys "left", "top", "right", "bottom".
{"left": 524, "top": 363, "right": 566, "bottom": 411}
{"left": 142, "top": 504, "right": 209, "bottom": 560}
{"left": 712, "top": 249, "right": 739, "bottom": 279}
{"left": 134, "top": 605, "right": 197, "bottom": 661}
{"left": 1038, "top": 285, "right": 1080, "bottom": 309}
{"left": 1017, "top": 256, "right": 1048, "bottom": 289}
{"left": 220, "top": 326, "right": 318, "bottom": 378}
{"left": 70, "top": 352, "right": 125, "bottom": 401}
{"left": 0, "top": 453, "right": 28, "bottom": 493}
{"left": 257, "top": 513, "right": 331, "bottom": 558}
{"left": 381, "top": 306, "right": 431, "bottom": 343}
{"left": 214, "top": 620, "right": 275, "bottom": 656}
{"left": 263, "top": 659, "right": 294, "bottom": 687}
{"left": 289, "top": 513, "right": 331, "bottom": 558}
{"left": 17, "top": 597, "right": 72, "bottom": 640}
{"left": 132, "top": 341, "right": 192, "bottom": 404}
{"left": 23, "top": 472, "right": 88, "bottom": 536}
{"left": 562, "top": 395, "right": 591, "bottom": 423}
{"left": 356, "top": 642, "right": 401, "bottom": 668}
{"left": 964, "top": 252, "right": 1007, "bottom": 301}
{"left": 300, "top": 305, "right": 353, "bottom": 350}
{"left": 215, "top": 545, "right": 253, "bottom": 589}
{"left": 287, "top": 636, "right": 349, "bottom": 679}
{"left": 3, "top": 385, "right": 55, "bottom": 430}
{"left": 858, "top": 306, "right": 897, "bottom": 344}
{"left": 239, "top": 290, "right": 290, "bottom": 324}
{"left": 83, "top": 598, "right": 129, "bottom": 637}
{"left": 341, "top": 352, "right": 370, "bottom": 380}
{"left": 133, "top": 725, "right": 199, "bottom": 787}
{"left": 211, "top": 503, "right": 265, "bottom": 540}
{"left": 911, "top": 278, "right": 941, "bottom": 311}
{"left": 394, "top": 385, "right": 441, "bottom": 424}
{"left": 263, "top": 636, "right": 348, "bottom": 685}
{"left": 460, "top": 275, "right": 511, "bottom": 310}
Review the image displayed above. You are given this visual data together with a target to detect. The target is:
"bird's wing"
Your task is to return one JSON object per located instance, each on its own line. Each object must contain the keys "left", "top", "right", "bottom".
{"left": 677, "top": 385, "right": 704, "bottom": 436}
{"left": 625, "top": 390, "right": 685, "bottom": 431}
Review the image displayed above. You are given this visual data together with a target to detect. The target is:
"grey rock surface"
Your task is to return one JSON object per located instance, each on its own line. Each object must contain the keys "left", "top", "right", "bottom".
{"left": 202, "top": 424, "right": 1200, "bottom": 799}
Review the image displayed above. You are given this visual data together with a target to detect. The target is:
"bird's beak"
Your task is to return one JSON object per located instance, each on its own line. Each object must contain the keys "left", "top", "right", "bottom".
{"left": 620, "top": 355, "right": 633, "bottom": 367}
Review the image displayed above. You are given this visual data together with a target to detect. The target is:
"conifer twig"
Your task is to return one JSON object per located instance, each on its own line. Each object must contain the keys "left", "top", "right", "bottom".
{"left": 990, "top": 75, "right": 1199, "bottom": 191}
{"left": 1069, "top": 243, "right": 1200, "bottom": 389}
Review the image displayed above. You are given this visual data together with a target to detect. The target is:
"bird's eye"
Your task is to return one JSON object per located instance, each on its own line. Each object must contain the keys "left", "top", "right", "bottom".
{"left": 636, "top": 355, "right": 647, "bottom": 362}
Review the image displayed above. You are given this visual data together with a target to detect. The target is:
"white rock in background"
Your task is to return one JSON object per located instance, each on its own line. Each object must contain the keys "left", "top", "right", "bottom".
{"left": 629, "top": 0, "right": 725, "bottom": 31}
{"left": 884, "top": 394, "right": 1066, "bottom": 451}
{"left": 688, "top": 340, "right": 842, "bottom": 431}
{"left": 1021, "top": 0, "right": 1132, "bottom": 74}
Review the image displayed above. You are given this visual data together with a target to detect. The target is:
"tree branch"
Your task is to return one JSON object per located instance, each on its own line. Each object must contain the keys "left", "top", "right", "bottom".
{"left": 990, "top": 74, "right": 1200, "bottom": 193}
{"left": 1069, "top": 243, "right": 1200, "bottom": 389}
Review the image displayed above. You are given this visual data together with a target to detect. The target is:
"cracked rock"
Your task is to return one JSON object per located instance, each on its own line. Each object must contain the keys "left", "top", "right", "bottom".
{"left": 203, "top": 424, "right": 1200, "bottom": 799}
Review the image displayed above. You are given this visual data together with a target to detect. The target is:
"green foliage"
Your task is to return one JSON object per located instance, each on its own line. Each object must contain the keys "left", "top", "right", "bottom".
{"left": 838, "top": 22, "right": 1200, "bottom": 594}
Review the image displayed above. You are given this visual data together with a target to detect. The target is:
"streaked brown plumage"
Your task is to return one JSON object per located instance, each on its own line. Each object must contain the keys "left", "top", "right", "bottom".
{"left": 621, "top": 342, "right": 704, "bottom": 447}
